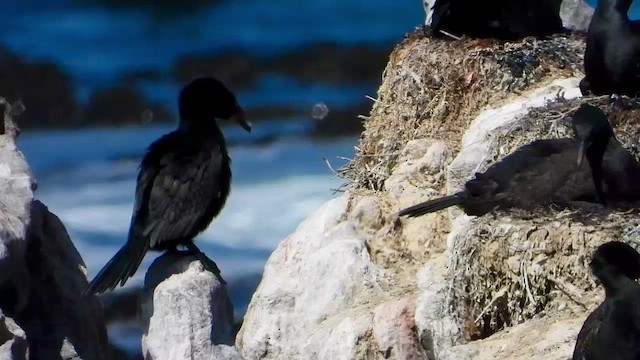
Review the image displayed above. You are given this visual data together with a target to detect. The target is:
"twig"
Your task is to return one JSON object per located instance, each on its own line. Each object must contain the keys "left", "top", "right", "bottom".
{"left": 365, "top": 95, "right": 380, "bottom": 103}
{"left": 323, "top": 157, "right": 339, "bottom": 176}
{"left": 439, "top": 29, "right": 462, "bottom": 40}
{"left": 548, "top": 276, "right": 588, "bottom": 309}
{"left": 356, "top": 152, "right": 401, "bottom": 158}
{"left": 474, "top": 286, "right": 508, "bottom": 323}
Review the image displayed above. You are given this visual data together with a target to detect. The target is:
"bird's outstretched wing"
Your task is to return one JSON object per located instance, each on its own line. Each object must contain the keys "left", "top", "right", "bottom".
{"left": 133, "top": 133, "right": 227, "bottom": 248}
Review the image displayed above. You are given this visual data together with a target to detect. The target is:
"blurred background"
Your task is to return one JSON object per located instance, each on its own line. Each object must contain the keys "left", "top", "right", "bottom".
{"left": 2, "top": 0, "right": 629, "bottom": 358}
{"left": 1, "top": 0, "right": 422, "bottom": 358}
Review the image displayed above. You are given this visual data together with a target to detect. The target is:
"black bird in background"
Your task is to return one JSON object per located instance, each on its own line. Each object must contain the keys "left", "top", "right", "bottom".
{"left": 427, "top": 0, "right": 565, "bottom": 40}
{"left": 580, "top": 0, "right": 640, "bottom": 96}
{"left": 573, "top": 104, "right": 640, "bottom": 205}
{"left": 572, "top": 241, "right": 640, "bottom": 360}
{"left": 398, "top": 105, "right": 613, "bottom": 218}
{"left": 84, "top": 77, "right": 251, "bottom": 295}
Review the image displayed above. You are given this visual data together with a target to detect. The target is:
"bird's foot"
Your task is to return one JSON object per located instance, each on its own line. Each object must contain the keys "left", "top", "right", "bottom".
{"left": 183, "top": 242, "right": 227, "bottom": 285}
{"left": 197, "top": 256, "right": 227, "bottom": 285}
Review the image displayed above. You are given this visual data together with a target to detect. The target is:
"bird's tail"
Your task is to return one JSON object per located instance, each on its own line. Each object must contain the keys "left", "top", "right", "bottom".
{"left": 83, "top": 238, "right": 149, "bottom": 296}
{"left": 398, "top": 194, "right": 463, "bottom": 218}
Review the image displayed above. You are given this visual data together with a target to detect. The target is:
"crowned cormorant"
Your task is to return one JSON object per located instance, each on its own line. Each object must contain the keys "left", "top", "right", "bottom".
{"left": 427, "top": 0, "right": 565, "bottom": 40}
{"left": 580, "top": 0, "right": 640, "bottom": 97}
{"left": 398, "top": 107, "right": 613, "bottom": 218}
{"left": 573, "top": 104, "right": 640, "bottom": 205}
{"left": 572, "top": 241, "right": 640, "bottom": 360}
{"left": 84, "top": 77, "right": 251, "bottom": 295}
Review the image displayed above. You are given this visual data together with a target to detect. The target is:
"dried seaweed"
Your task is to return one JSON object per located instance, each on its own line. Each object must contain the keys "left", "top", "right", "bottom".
{"left": 339, "top": 27, "right": 585, "bottom": 191}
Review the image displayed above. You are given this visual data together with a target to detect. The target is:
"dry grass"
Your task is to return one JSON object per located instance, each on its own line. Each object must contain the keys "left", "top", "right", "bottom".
{"left": 448, "top": 211, "right": 637, "bottom": 339}
{"left": 339, "top": 27, "right": 586, "bottom": 191}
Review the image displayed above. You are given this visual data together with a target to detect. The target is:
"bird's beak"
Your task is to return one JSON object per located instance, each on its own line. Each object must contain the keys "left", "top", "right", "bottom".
{"left": 577, "top": 140, "right": 588, "bottom": 167}
{"left": 230, "top": 107, "right": 251, "bottom": 132}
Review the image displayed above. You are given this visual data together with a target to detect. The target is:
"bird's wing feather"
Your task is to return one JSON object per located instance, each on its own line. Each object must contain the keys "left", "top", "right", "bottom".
{"left": 131, "top": 136, "right": 224, "bottom": 248}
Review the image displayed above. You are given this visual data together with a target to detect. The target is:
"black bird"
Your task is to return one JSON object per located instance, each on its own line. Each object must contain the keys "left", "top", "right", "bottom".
{"left": 84, "top": 77, "right": 251, "bottom": 295}
{"left": 427, "top": 0, "right": 565, "bottom": 40}
{"left": 398, "top": 107, "right": 613, "bottom": 218}
{"left": 580, "top": 0, "right": 640, "bottom": 97}
{"left": 572, "top": 241, "right": 640, "bottom": 360}
{"left": 573, "top": 104, "right": 614, "bottom": 205}
{"left": 572, "top": 104, "right": 640, "bottom": 205}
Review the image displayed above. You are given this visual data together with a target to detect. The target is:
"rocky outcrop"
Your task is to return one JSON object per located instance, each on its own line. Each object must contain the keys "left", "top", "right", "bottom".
{"left": 237, "top": 195, "right": 390, "bottom": 359}
{"left": 236, "top": 24, "right": 634, "bottom": 360}
{"left": 141, "top": 252, "right": 242, "bottom": 360}
{"left": 0, "top": 101, "right": 109, "bottom": 359}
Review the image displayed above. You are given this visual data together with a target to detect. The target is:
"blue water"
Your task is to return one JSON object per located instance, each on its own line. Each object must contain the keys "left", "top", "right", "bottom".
{"left": 0, "top": 0, "right": 423, "bottom": 112}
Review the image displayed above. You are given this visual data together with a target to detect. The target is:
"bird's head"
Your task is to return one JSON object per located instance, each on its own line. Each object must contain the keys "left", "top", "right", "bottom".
{"left": 590, "top": 241, "right": 640, "bottom": 281}
{"left": 178, "top": 77, "right": 252, "bottom": 132}
{"left": 571, "top": 104, "right": 614, "bottom": 167}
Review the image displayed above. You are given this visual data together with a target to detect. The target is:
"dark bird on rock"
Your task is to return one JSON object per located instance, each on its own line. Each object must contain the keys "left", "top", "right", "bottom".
{"left": 572, "top": 241, "right": 640, "bottom": 360}
{"left": 572, "top": 103, "right": 640, "bottom": 206}
{"left": 398, "top": 106, "right": 613, "bottom": 218}
{"left": 426, "top": 0, "right": 565, "bottom": 40}
{"left": 580, "top": 0, "right": 640, "bottom": 97}
{"left": 84, "top": 77, "right": 251, "bottom": 295}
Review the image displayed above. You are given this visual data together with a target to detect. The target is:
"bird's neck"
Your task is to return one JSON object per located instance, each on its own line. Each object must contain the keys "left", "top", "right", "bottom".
{"left": 596, "top": 266, "right": 635, "bottom": 297}
{"left": 596, "top": 0, "right": 630, "bottom": 20}
{"left": 178, "top": 118, "right": 226, "bottom": 141}
{"left": 586, "top": 138, "right": 611, "bottom": 204}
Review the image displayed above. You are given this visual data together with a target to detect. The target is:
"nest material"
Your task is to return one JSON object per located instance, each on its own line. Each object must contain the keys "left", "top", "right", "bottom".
{"left": 339, "top": 27, "right": 586, "bottom": 191}
{"left": 447, "top": 95, "right": 640, "bottom": 340}
{"left": 449, "top": 211, "right": 638, "bottom": 340}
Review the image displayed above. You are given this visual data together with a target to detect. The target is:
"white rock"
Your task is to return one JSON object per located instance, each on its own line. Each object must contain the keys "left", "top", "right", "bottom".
{"left": 236, "top": 194, "right": 387, "bottom": 359}
{"left": 387, "top": 138, "right": 453, "bottom": 206}
{"left": 0, "top": 108, "right": 108, "bottom": 360}
{"left": 141, "top": 252, "right": 240, "bottom": 360}
{"left": 415, "top": 254, "right": 463, "bottom": 358}
{"left": 560, "top": 0, "right": 594, "bottom": 32}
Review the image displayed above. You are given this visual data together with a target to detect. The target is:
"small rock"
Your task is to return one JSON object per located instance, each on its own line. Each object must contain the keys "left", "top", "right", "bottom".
{"left": 560, "top": 0, "right": 594, "bottom": 32}
{"left": 415, "top": 254, "right": 464, "bottom": 358}
{"left": 373, "top": 297, "right": 426, "bottom": 360}
{"left": 349, "top": 196, "right": 383, "bottom": 230}
{"left": 141, "top": 252, "right": 239, "bottom": 360}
